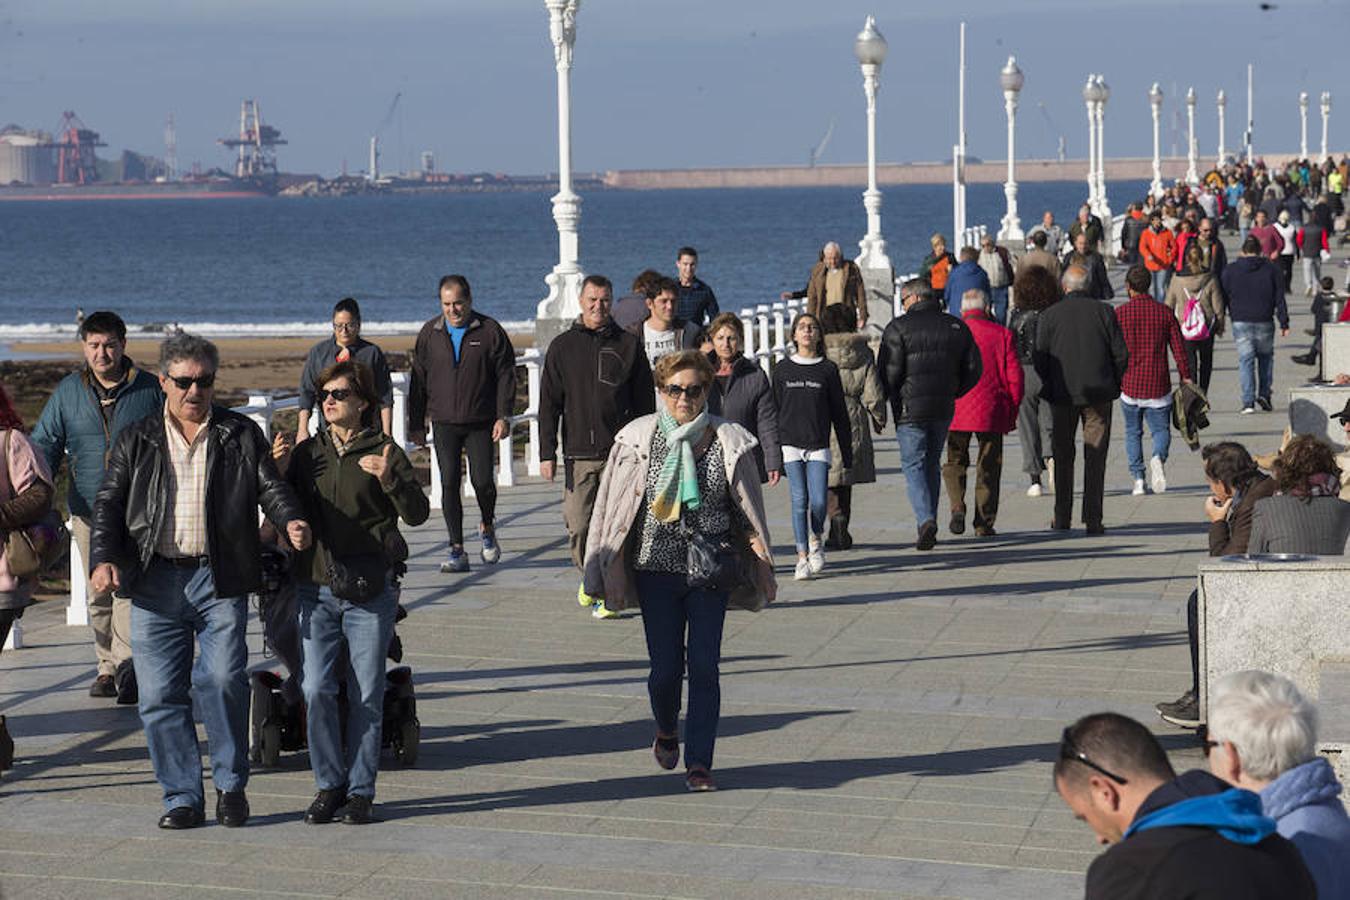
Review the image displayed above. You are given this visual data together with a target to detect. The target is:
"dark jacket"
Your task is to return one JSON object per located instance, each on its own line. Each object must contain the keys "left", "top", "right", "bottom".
{"left": 1008, "top": 305, "right": 1044, "bottom": 366}
{"left": 706, "top": 354, "right": 781, "bottom": 482}
{"left": 675, "top": 277, "right": 719, "bottom": 326}
{"left": 1063, "top": 250, "right": 1115, "bottom": 300}
{"left": 1249, "top": 495, "right": 1350, "bottom": 555}
{"left": 1085, "top": 770, "right": 1316, "bottom": 900}
{"left": 876, "top": 298, "right": 982, "bottom": 425}
{"left": 791, "top": 260, "right": 869, "bottom": 329}
{"left": 285, "top": 428, "right": 430, "bottom": 586}
{"left": 409, "top": 312, "right": 517, "bottom": 437}
{"left": 298, "top": 337, "right": 393, "bottom": 415}
{"left": 1069, "top": 215, "right": 1105, "bottom": 252}
{"left": 1170, "top": 381, "right": 1210, "bottom": 451}
{"left": 625, "top": 315, "right": 705, "bottom": 356}
{"left": 1033, "top": 291, "right": 1129, "bottom": 406}
{"left": 90, "top": 407, "right": 303, "bottom": 598}
{"left": 539, "top": 319, "right": 655, "bottom": 462}
{"left": 30, "top": 363, "right": 163, "bottom": 518}
{"left": 770, "top": 356, "right": 852, "bottom": 466}
{"left": 1208, "top": 474, "right": 1277, "bottom": 556}
{"left": 1221, "top": 256, "right": 1290, "bottom": 328}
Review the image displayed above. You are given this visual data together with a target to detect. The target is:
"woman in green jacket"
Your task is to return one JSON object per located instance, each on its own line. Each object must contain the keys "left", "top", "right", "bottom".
{"left": 276, "top": 360, "right": 428, "bottom": 825}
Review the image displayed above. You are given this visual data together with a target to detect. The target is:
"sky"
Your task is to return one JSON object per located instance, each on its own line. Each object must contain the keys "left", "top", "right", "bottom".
{"left": 0, "top": 0, "right": 1340, "bottom": 177}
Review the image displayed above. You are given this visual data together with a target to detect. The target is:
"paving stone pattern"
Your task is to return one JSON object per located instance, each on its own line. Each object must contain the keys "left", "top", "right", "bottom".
{"left": 0, "top": 233, "right": 1331, "bottom": 898}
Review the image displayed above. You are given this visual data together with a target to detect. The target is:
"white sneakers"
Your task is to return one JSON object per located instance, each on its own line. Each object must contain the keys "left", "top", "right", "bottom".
{"left": 1132, "top": 479, "right": 1146, "bottom": 496}
{"left": 793, "top": 558, "right": 811, "bottom": 581}
{"left": 1026, "top": 481, "right": 1043, "bottom": 497}
{"left": 1149, "top": 456, "right": 1167, "bottom": 494}
{"left": 807, "top": 536, "right": 825, "bottom": 574}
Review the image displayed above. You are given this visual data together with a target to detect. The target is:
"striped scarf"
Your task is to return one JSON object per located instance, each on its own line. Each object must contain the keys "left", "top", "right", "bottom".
{"left": 649, "top": 409, "right": 710, "bottom": 523}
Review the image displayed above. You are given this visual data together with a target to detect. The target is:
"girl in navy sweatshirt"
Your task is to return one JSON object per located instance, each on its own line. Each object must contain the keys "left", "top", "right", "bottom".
{"left": 772, "top": 313, "right": 852, "bottom": 581}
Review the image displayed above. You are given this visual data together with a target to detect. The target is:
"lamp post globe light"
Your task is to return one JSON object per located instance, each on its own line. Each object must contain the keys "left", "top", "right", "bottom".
{"left": 1083, "top": 75, "right": 1100, "bottom": 210}
{"left": 536, "top": 0, "right": 584, "bottom": 344}
{"left": 1320, "top": 91, "right": 1331, "bottom": 160}
{"left": 1094, "top": 75, "right": 1111, "bottom": 226}
{"left": 997, "top": 56, "right": 1024, "bottom": 242}
{"left": 853, "top": 15, "right": 891, "bottom": 272}
{"left": 1149, "top": 83, "right": 1164, "bottom": 199}
{"left": 1299, "top": 91, "right": 1309, "bottom": 159}
{"left": 1217, "top": 89, "right": 1227, "bottom": 166}
{"left": 1185, "top": 87, "right": 1198, "bottom": 185}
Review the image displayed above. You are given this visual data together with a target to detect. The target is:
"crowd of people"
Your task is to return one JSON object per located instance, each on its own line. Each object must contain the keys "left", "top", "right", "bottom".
{"left": 0, "top": 173, "right": 1349, "bottom": 898}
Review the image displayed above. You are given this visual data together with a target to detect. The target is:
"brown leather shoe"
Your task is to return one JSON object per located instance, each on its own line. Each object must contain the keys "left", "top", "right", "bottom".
{"left": 89, "top": 674, "right": 116, "bottom": 698}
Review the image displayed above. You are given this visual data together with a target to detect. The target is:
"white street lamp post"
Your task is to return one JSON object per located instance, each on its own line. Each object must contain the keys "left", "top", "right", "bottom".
{"left": 536, "top": 0, "right": 584, "bottom": 337}
{"left": 1149, "top": 83, "right": 1164, "bottom": 199}
{"left": 1299, "top": 91, "right": 1309, "bottom": 159}
{"left": 1217, "top": 89, "right": 1227, "bottom": 167}
{"left": 997, "top": 56, "right": 1024, "bottom": 242}
{"left": 854, "top": 16, "right": 890, "bottom": 271}
{"left": 1083, "top": 75, "right": 1098, "bottom": 210}
{"left": 1320, "top": 91, "right": 1331, "bottom": 160}
{"left": 1095, "top": 75, "right": 1111, "bottom": 226}
{"left": 1185, "top": 87, "right": 1198, "bottom": 185}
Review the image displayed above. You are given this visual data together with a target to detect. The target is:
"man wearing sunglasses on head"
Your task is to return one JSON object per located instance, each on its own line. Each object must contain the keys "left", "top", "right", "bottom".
{"left": 1054, "top": 712, "right": 1315, "bottom": 899}
{"left": 90, "top": 334, "right": 312, "bottom": 831}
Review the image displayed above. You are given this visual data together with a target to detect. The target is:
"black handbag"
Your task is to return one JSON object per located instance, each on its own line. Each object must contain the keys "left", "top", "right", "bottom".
{"left": 680, "top": 513, "right": 743, "bottom": 593}
{"left": 325, "top": 550, "right": 387, "bottom": 603}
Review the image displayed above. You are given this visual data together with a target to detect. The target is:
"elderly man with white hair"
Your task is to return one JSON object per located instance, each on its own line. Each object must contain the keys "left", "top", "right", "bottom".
{"left": 782, "top": 241, "right": 868, "bottom": 334}
{"left": 1207, "top": 669, "right": 1350, "bottom": 899}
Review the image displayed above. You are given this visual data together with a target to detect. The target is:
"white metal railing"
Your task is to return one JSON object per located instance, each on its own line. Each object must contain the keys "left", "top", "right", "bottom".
{"left": 1108, "top": 213, "right": 1127, "bottom": 259}
{"left": 959, "top": 224, "right": 988, "bottom": 249}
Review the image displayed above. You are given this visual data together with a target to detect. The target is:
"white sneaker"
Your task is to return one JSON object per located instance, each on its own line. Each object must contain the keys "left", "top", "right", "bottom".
{"left": 807, "top": 536, "right": 825, "bottom": 574}
{"left": 1149, "top": 456, "right": 1167, "bottom": 494}
{"left": 1026, "top": 481, "right": 1043, "bottom": 498}
{"left": 1240, "top": 406, "right": 1256, "bottom": 415}
{"left": 1132, "top": 478, "right": 1146, "bottom": 496}
{"left": 793, "top": 558, "right": 812, "bottom": 581}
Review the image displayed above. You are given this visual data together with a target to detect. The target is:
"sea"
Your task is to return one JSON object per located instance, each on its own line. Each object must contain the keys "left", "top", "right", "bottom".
{"left": 0, "top": 179, "right": 1148, "bottom": 344}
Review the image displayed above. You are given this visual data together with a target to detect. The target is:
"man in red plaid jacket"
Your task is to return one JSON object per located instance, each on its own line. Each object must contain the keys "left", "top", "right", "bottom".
{"left": 1114, "top": 266, "right": 1193, "bottom": 496}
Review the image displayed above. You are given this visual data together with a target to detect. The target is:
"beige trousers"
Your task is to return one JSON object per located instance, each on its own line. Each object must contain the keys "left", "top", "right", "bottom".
{"left": 72, "top": 516, "right": 132, "bottom": 675}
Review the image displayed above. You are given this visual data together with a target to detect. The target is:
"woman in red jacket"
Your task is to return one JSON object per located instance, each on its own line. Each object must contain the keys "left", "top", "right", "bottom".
{"left": 941, "top": 289, "right": 1024, "bottom": 536}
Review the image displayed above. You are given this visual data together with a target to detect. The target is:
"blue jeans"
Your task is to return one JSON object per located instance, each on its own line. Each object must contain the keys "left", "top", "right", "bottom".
{"left": 130, "top": 558, "right": 249, "bottom": 812}
{"left": 1150, "top": 268, "right": 1173, "bottom": 303}
{"left": 1120, "top": 400, "right": 1172, "bottom": 479}
{"left": 896, "top": 417, "right": 952, "bottom": 528}
{"left": 298, "top": 581, "right": 397, "bottom": 799}
{"left": 783, "top": 458, "right": 829, "bottom": 551}
{"left": 635, "top": 571, "right": 728, "bottom": 771}
{"left": 990, "top": 286, "right": 1009, "bottom": 325}
{"left": 1231, "top": 321, "right": 1275, "bottom": 407}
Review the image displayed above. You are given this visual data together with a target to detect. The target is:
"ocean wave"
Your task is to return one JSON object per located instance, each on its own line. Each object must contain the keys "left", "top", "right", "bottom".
{"left": 0, "top": 319, "right": 538, "bottom": 341}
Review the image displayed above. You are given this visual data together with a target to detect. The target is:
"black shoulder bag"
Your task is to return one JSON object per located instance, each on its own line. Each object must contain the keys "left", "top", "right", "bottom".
{"left": 680, "top": 510, "right": 743, "bottom": 593}
{"left": 325, "top": 547, "right": 388, "bottom": 603}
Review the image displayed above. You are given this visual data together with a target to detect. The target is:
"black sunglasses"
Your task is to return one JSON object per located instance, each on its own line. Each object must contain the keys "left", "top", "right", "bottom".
{"left": 166, "top": 373, "right": 215, "bottom": 390}
{"left": 662, "top": 383, "right": 705, "bottom": 400}
{"left": 1059, "top": 727, "right": 1129, "bottom": 784}
{"left": 318, "top": 388, "right": 354, "bottom": 402}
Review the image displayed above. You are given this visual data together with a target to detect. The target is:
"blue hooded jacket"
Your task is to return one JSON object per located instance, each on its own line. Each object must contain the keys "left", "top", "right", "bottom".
{"left": 1260, "top": 757, "right": 1350, "bottom": 900}
{"left": 1126, "top": 781, "right": 1276, "bottom": 844}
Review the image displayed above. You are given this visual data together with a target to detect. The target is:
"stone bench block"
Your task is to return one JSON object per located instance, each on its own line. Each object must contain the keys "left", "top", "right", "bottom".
{"left": 1198, "top": 558, "right": 1350, "bottom": 721}
{"left": 1324, "top": 324, "right": 1350, "bottom": 384}
{"left": 1289, "top": 384, "right": 1350, "bottom": 449}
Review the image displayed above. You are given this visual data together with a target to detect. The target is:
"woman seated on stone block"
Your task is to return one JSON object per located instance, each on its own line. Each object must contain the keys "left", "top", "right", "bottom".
{"left": 1248, "top": 434, "right": 1350, "bottom": 555}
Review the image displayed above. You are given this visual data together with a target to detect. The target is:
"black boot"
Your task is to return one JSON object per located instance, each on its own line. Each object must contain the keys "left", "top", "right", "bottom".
{"left": 838, "top": 517, "right": 853, "bottom": 551}
{"left": 0, "top": 715, "right": 13, "bottom": 771}
{"left": 1292, "top": 350, "right": 1319, "bottom": 366}
{"left": 824, "top": 516, "right": 844, "bottom": 551}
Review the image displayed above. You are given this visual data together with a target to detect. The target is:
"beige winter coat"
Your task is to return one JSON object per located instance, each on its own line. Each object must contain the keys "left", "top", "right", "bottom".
{"left": 582, "top": 414, "right": 777, "bottom": 612}
{"left": 1164, "top": 271, "right": 1227, "bottom": 336}
{"left": 824, "top": 333, "right": 887, "bottom": 486}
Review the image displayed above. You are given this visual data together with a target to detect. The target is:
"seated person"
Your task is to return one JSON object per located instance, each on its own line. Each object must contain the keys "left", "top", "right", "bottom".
{"left": 1249, "top": 434, "right": 1350, "bottom": 555}
{"left": 1207, "top": 670, "right": 1350, "bottom": 900}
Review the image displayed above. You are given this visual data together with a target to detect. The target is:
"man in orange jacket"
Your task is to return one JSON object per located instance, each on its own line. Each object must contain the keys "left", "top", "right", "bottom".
{"left": 1138, "top": 210, "right": 1176, "bottom": 302}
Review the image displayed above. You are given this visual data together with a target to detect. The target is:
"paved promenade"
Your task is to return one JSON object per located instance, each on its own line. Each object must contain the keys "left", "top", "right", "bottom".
{"left": 0, "top": 240, "right": 1334, "bottom": 898}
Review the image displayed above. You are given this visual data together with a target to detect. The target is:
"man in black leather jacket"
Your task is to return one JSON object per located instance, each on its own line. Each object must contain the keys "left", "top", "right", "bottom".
{"left": 877, "top": 279, "right": 982, "bottom": 550}
{"left": 90, "top": 334, "right": 311, "bottom": 831}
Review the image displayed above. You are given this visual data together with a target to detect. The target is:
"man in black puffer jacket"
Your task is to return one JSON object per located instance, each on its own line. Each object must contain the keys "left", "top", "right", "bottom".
{"left": 877, "top": 279, "right": 982, "bottom": 550}
{"left": 1034, "top": 265, "right": 1129, "bottom": 534}
{"left": 90, "top": 334, "right": 310, "bottom": 832}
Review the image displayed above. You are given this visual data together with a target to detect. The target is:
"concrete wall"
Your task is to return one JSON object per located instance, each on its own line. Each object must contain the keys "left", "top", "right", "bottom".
{"left": 604, "top": 157, "right": 1193, "bottom": 190}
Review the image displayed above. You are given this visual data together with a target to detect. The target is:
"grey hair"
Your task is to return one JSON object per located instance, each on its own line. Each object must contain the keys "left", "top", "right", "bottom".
{"left": 1208, "top": 670, "right": 1318, "bottom": 782}
{"left": 822, "top": 241, "right": 842, "bottom": 256}
{"left": 901, "top": 278, "right": 932, "bottom": 304}
{"left": 960, "top": 289, "right": 989, "bottom": 313}
{"left": 1061, "top": 266, "right": 1090, "bottom": 293}
{"left": 159, "top": 333, "right": 220, "bottom": 374}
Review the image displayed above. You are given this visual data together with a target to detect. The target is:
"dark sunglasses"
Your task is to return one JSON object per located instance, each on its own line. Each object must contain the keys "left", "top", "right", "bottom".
{"left": 662, "top": 383, "right": 705, "bottom": 400}
{"left": 318, "top": 388, "right": 354, "bottom": 402}
{"left": 1059, "top": 727, "right": 1129, "bottom": 784}
{"left": 166, "top": 373, "right": 215, "bottom": 390}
